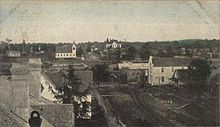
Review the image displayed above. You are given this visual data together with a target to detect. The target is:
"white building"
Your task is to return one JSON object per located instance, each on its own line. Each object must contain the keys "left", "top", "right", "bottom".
{"left": 105, "top": 39, "right": 122, "bottom": 49}
{"left": 6, "top": 50, "right": 20, "bottom": 57}
{"left": 118, "top": 56, "right": 190, "bottom": 85}
{"left": 148, "top": 56, "right": 189, "bottom": 85}
{"left": 55, "top": 44, "right": 76, "bottom": 58}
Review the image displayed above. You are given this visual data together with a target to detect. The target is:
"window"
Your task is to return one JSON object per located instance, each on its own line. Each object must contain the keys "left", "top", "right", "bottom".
{"left": 161, "top": 76, "right": 164, "bottom": 82}
{"left": 57, "top": 54, "right": 59, "bottom": 56}
{"left": 161, "top": 68, "right": 164, "bottom": 72}
{"left": 171, "top": 68, "right": 174, "bottom": 72}
{"left": 72, "top": 47, "right": 76, "bottom": 50}
{"left": 67, "top": 54, "right": 68, "bottom": 56}
{"left": 61, "top": 54, "right": 62, "bottom": 56}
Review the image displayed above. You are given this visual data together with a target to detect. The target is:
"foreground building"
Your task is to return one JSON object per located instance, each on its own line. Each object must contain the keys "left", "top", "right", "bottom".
{"left": 0, "top": 58, "right": 74, "bottom": 127}
{"left": 118, "top": 56, "right": 190, "bottom": 85}
{"left": 55, "top": 43, "right": 77, "bottom": 59}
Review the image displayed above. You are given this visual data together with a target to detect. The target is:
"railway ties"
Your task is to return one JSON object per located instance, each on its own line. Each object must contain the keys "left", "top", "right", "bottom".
{"left": 128, "top": 88, "right": 173, "bottom": 126}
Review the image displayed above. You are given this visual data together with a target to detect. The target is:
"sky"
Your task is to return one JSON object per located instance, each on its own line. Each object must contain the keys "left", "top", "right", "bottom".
{"left": 0, "top": 0, "right": 219, "bottom": 43}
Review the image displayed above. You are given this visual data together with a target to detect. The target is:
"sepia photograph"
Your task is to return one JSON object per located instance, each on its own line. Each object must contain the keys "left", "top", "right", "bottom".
{"left": 0, "top": 0, "right": 219, "bottom": 127}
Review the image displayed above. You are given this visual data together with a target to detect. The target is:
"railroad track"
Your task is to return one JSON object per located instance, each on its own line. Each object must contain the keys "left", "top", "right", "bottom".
{"left": 128, "top": 88, "right": 173, "bottom": 126}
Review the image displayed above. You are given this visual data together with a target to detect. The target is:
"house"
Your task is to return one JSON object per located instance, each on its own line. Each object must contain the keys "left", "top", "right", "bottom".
{"left": 118, "top": 56, "right": 191, "bottom": 85}
{"left": 55, "top": 43, "right": 76, "bottom": 58}
{"left": 105, "top": 38, "right": 122, "bottom": 49}
{"left": 6, "top": 50, "right": 21, "bottom": 57}
{"left": 148, "top": 56, "right": 190, "bottom": 85}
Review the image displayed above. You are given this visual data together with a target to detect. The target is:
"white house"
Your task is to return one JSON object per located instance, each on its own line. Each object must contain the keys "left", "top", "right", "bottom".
{"left": 148, "top": 56, "right": 190, "bottom": 85}
{"left": 6, "top": 50, "right": 21, "bottom": 57}
{"left": 55, "top": 43, "right": 76, "bottom": 58}
{"left": 118, "top": 56, "right": 190, "bottom": 85}
{"left": 105, "top": 39, "right": 122, "bottom": 49}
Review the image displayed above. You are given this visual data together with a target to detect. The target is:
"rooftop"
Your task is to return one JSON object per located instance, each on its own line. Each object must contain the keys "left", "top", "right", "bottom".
{"left": 153, "top": 57, "right": 191, "bottom": 67}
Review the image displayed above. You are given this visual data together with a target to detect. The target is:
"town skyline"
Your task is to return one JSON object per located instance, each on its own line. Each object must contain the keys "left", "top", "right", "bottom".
{"left": 0, "top": 1, "right": 219, "bottom": 43}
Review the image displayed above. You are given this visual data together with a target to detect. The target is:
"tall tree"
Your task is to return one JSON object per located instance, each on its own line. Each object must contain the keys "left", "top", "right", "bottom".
{"left": 92, "top": 64, "right": 110, "bottom": 82}
{"left": 77, "top": 47, "right": 84, "bottom": 57}
{"left": 86, "top": 45, "right": 91, "bottom": 53}
{"left": 125, "top": 46, "right": 136, "bottom": 60}
{"left": 55, "top": 65, "right": 81, "bottom": 104}
{"left": 139, "top": 43, "right": 151, "bottom": 60}
{"left": 188, "top": 59, "right": 211, "bottom": 96}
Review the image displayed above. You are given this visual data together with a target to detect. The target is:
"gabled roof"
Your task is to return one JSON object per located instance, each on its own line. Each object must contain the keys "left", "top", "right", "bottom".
{"left": 56, "top": 44, "right": 73, "bottom": 53}
{"left": 153, "top": 57, "right": 191, "bottom": 67}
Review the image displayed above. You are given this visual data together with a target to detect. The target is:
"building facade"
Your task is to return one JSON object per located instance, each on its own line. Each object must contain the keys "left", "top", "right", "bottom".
{"left": 55, "top": 44, "right": 76, "bottom": 59}
{"left": 118, "top": 56, "right": 190, "bottom": 85}
{"left": 105, "top": 39, "right": 122, "bottom": 49}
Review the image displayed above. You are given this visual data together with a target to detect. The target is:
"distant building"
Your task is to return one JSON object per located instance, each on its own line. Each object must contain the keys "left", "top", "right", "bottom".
{"left": 6, "top": 50, "right": 21, "bottom": 57}
{"left": 55, "top": 44, "right": 76, "bottom": 58}
{"left": 118, "top": 56, "right": 190, "bottom": 85}
{"left": 105, "top": 38, "right": 122, "bottom": 49}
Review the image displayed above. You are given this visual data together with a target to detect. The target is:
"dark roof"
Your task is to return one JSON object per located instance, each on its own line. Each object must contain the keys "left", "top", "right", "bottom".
{"left": 56, "top": 44, "right": 73, "bottom": 53}
{"left": 153, "top": 57, "right": 191, "bottom": 67}
{"left": 45, "top": 70, "right": 93, "bottom": 93}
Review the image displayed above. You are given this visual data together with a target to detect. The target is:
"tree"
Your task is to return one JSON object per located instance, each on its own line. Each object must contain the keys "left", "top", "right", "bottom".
{"left": 166, "top": 46, "right": 175, "bottom": 57}
{"left": 92, "top": 64, "right": 110, "bottom": 82}
{"left": 123, "top": 46, "right": 136, "bottom": 60}
{"left": 188, "top": 59, "right": 211, "bottom": 96}
{"left": 109, "top": 49, "right": 121, "bottom": 63}
{"left": 209, "top": 74, "right": 219, "bottom": 95}
{"left": 77, "top": 47, "right": 84, "bottom": 57}
{"left": 139, "top": 43, "right": 151, "bottom": 60}
{"left": 55, "top": 65, "right": 81, "bottom": 104}
{"left": 86, "top": 45, "right": 91, "bottom": 53}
